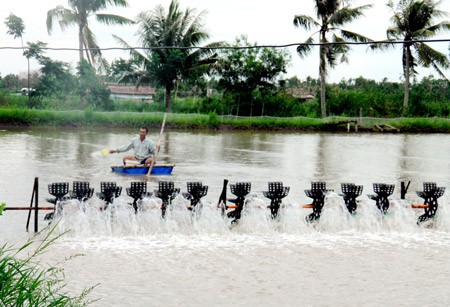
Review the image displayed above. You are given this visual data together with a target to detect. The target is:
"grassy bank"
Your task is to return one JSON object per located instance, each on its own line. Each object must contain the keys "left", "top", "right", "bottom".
{"left": 0, "top": 108, "right": 449, "bottom": 132}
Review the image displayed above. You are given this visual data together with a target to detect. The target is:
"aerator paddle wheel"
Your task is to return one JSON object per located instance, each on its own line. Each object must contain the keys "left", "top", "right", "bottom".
{"left": 182, "top": 182, "right": 208, "bottom": 214}
{"left": 97, "top": 182, "right": 122, "bottom": 209}
{"left": 154, "top": 181, "right": 180, "bottom": 218}
{"left": 263, "top": 182, "right": 290, "bottom": 219}
{"left": 126, "top": 182, "right": 152, "bottom": 213}
{"left": 9, "top": 177, "right": 449, "bottom": 234}
{"left": 46, "top": 182, "right": 69, "bottom": 220}
{"left": 304, "top": 182, "right": 332, "bottom": 222}
{"left": 70, "top": 181, "right": 94, "bottom": 202}
{"left": 416, "top": 182, "right": 446, "bottom": 224}
{"left": 340, "top": 183, "right": 363, "bottom": 214}
{"left": 227, "top": 182, "right": 251, "bottom": 224}
{"left": 368, "top": 183, "right": 395, "bottom": 214}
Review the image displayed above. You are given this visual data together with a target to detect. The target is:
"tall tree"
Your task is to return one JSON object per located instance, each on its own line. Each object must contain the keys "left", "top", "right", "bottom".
{"left": 214, "top": 35, "right": 291, "bottom": 116}
{"left": 23, "top": 41, "right": 47, "bottom": 62}
{"left": 293, "top": 0, "right": 372, "bottom": 118}
{"left": 372, "top": 0, "right": 450, "bottom": 114}
{"left": 36, "top": 57, "right": 75, "bottom": 99}
{"left": 46, "top": 0, "right": 132, "bottom": 70}
{"left": 4, "top": 13, "right": 32, "bottom": 104}
{"left": 4, "top": 13, "right": 25, "bottom": 43}
{"left": 114, "top": 0, "right": 222, "bottom": 112}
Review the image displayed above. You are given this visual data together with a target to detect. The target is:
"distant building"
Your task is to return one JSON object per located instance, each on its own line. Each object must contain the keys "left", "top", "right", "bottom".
{"left": 287, "top": 88, "right": 315, "bottom": 101}
{"left": 104, "top": 83, "right": 155, "bottom": 102}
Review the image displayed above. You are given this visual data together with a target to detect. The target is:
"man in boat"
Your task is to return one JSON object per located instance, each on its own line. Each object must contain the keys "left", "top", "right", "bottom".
{"left": 109, "top": 127, "right": 159, "bottom": 166}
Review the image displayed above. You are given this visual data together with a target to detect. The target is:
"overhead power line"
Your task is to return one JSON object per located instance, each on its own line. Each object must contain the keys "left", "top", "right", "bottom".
{"left": 0, "top": 38, "right": 449, "bottom": 52}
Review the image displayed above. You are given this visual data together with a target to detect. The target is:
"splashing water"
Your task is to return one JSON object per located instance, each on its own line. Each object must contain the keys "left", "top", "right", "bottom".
{"left": 52, "top": 191, "right": 450, "bottom": 242}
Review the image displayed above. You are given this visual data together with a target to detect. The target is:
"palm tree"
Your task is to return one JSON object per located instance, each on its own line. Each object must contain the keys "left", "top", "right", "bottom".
{"left": 114, "top": 0, "right": 222, "bottom": 113}
{"left": 46, "top": 0, "right": 132, "bottom": 70}
{"left": 293, "top": 0, "right": 372, "bottom": 118}
{"left": 373, "top": 0, "right": 450, "bottom": 114}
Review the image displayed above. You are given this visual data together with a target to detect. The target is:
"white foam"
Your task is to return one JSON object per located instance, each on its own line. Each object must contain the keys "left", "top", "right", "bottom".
{"left": 46, "top": 192, "right": 450, "bottom": 253}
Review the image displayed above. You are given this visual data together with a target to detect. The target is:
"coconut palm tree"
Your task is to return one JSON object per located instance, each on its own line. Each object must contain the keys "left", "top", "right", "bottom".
{"left": 293, "top": 0, "right": 372, "bottom": 118}
{"left": 46, "top": 0, "right": 132, "bottom": 70}
{"left": 372, "top": 0, "right": 450, "bottom": 114}
{"left": 114, "top": 0, "right": 222, "bottom": 113}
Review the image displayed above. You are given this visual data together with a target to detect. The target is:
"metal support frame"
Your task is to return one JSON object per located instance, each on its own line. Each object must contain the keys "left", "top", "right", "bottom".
{"left": 400, "top": 181, "right": 411, "bottom": 199}
{"left": 29, "top": 177, "right": 39, "bottom": 232}
{"left": 4, "top": 178, "right": 42, "bottom": 232}
{"left": 217, "top": 179, "right": 228, "bottom": 216}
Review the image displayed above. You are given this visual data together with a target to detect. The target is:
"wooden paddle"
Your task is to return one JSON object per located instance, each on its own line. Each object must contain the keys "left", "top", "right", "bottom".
{"left": 147, "top": 113, "right": 167, "bottom": 176}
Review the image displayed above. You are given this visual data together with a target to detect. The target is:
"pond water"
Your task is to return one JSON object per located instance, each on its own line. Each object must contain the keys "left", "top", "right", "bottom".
{"left": 0, "top": 128, "right": 449, "bottom": 306}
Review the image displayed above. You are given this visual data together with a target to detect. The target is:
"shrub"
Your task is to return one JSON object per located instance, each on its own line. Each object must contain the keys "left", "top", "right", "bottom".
{"left": 0, "top": 226, "right": 96, "bottom": 306}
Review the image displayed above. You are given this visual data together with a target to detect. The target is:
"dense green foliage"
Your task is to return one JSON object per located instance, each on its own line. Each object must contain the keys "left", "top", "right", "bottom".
{"left": 0, "top": 75, "right": 449, "bottom": 118}
{"left": 76, "top": 61, "right": 114, "bottom": 110}
{"left": 35, "top": 57, "right": 75, "bottom": 100}
{"left": 326, "top": 76, "right": 450, "bottom": 117}
{"left": 213, "top": 35, "right": 291, "bottom": 117}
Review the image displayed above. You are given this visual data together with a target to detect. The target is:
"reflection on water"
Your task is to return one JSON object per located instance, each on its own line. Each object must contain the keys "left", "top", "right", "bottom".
{"left": 1, "top": 128, "right": 448, "bottom": 204}
{"left": 0, "top": 128, "right": 449, "bottom": 306}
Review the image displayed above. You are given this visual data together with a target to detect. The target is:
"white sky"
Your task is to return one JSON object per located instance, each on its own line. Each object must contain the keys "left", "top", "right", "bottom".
{"left": 1, "top": 0, "right": 450, "bottom": 83}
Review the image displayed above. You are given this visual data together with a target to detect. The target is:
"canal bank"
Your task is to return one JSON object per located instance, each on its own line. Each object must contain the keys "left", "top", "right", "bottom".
{"left": 0, "top": 108, "right": 449, "bottom": 132}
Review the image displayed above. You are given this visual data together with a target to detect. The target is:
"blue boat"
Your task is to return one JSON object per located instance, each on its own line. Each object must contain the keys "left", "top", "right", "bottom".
{"left": 111, "top": 164, "right": 174, "bottom": 175}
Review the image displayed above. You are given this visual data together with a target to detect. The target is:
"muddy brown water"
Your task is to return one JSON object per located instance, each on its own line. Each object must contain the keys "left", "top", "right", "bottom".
{"left": 1, "top": 128, "right": 449, "bottom": 306}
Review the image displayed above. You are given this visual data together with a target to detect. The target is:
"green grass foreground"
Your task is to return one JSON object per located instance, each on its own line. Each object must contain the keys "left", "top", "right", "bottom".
{"left": 0, "top": 226, "right": 96, "bottom": 306}
{"left": 0, "top": 108, "right": 449, "bottom": 132}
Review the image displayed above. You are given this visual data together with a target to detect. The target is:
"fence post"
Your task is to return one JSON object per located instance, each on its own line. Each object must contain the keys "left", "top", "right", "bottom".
{"left": 400, "top": 181, "right": 410, "bottom": 200}
{"left": 34, "top": 177, "right": 39, "bottom": 233}
{"left": 26, "top": 177, "right": 39, "bottom": 233}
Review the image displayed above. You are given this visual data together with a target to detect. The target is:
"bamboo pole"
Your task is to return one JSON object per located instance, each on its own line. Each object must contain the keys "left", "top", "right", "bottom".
{"left": 147, "top": 113, "right": 167, "bottom": 176}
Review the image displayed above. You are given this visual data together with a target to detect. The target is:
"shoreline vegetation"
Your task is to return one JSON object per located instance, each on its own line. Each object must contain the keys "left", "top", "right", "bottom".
{"left": 0, "top": 226, "right": 95, "bottom": 306}
{"left": 0, "top": 108, "right": 449, "bottom": 133}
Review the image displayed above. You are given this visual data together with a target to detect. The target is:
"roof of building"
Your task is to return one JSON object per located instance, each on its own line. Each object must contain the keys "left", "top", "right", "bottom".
{"left": 287, "top": 88, "right": 315, "bottom": 100}
{"left": 104, "top": 83, "right": 155, "bottom": 96}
